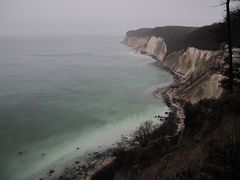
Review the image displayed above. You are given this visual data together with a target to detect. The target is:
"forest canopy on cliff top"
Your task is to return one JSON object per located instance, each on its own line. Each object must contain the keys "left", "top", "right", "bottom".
{"left": 126, "top": 6, "right": 240, "bottom": 54}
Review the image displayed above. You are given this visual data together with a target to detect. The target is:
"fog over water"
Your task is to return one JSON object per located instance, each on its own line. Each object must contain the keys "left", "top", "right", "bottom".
{"left": 0, "top": 0, "right": 224, "bottom": 36}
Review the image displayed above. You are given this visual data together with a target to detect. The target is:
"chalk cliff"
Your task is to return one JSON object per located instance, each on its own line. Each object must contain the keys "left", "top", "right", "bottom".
{"left": 123, "top": 30, "right": 224, "bottom": 104}
{"left": 163, "top": 47, "right": 223, "bottom": 104}
{"left": 123, "top": 35, "right": 167, "bottom": 61}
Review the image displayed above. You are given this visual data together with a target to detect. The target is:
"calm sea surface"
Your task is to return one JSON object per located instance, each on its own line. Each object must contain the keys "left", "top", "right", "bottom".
{"left": 0, "top": 35, "right": 173, "bottom": 180}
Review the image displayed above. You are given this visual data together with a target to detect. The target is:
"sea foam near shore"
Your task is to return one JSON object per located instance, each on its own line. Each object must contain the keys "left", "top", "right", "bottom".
{"left": 0, "top": 36, "right": 173, "bottom": 180}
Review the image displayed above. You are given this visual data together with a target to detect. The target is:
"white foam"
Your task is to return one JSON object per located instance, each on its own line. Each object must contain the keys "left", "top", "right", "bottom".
{"left": 9, "top": 105, "right": 170, "bottom": 180}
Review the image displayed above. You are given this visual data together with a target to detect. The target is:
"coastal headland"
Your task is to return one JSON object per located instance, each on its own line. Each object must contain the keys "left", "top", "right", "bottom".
{"left": 59, "top": 23, "right": 240, "bottom": 180}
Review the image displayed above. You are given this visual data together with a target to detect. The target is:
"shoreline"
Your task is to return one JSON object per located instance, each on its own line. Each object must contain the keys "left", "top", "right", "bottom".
{"left": 142, "top": 49, "right": 185, "bottom": 132}
{"left": 59, "top": 37, "right": 231, "bottom": 179}
{"left": 52, "top": 43, "right": 184, "bottom": 180}
{"left": 56, "top": 47, "right": 184, "bottom": 180}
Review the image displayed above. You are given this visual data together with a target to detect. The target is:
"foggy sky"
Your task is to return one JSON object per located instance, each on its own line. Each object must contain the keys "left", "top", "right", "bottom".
{"left": 0, "top": 0, "right": 225, "bottom": 36}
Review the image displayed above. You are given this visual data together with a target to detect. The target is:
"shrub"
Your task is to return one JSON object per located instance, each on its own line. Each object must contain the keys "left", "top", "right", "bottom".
{"left": 131, "top": 120, "right": 158, "bottom": 147}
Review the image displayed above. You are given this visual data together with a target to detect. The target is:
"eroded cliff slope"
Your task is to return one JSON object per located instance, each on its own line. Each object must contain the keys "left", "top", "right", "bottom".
{"left": 92, "top": 92, "right": 240, "bottom": 180}
{"left": 123, "top": 26, "right": 224, "bottom": 104}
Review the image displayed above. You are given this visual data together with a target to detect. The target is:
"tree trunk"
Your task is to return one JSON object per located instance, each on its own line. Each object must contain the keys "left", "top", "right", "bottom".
{"left": 226, "top": 0, "right": 233, "bottom": 91}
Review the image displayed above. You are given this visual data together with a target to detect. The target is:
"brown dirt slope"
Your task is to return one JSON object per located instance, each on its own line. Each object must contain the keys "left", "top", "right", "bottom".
{"left": 92, "top": 90, "right": 240, "bottom": 180}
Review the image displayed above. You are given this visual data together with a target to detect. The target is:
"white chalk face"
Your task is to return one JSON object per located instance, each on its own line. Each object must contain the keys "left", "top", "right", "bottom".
{"left": 0, "top": 0, "right": 224, "bottom": 36}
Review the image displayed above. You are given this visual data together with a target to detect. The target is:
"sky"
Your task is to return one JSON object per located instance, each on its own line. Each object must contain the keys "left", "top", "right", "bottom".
{"left": 0, "top": 0, "right": 226, "bottom": 37}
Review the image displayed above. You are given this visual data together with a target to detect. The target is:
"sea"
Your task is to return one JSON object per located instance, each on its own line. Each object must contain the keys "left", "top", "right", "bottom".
{"left": 0, "top": 35, "right": 173, "bottom": 180}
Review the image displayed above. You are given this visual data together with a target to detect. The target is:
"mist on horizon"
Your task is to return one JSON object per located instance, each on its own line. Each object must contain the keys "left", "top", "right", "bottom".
{"left": 0, "top": 0, "right": 224, "bottom": 37}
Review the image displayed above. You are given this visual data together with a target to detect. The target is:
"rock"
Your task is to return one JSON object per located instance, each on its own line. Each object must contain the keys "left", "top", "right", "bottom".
{"left": 95, "top": 153, "right": 102, "bottom": 159}
{"left": 48, "top": 169, "right": 55, "bottom": 174}
{"left": 75, "top": 161, "right": 80, "bottom": 164}
{"left": 81, "top": 165, "right": 86, "bottom": 169}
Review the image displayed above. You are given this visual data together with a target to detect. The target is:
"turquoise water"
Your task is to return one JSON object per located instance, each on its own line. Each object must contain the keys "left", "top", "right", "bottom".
{"left": 0, "top": 35, "right": 173, "bottom": 180}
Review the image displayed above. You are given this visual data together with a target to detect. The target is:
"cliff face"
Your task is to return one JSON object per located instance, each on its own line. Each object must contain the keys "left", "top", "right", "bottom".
{"left": 163, "top": 47, "right": 223, "bottom": 104}
{"left": 144, "top": 36, "right": 167, "bottom": 61}
{"left": 123, "top": 35, "right": 167, "bottom": 61}
{"left": 123, "top": 33, "right": 223, "bottom": 104}
{"left": 123, "top": 36, "right": 149, "bottom": 49}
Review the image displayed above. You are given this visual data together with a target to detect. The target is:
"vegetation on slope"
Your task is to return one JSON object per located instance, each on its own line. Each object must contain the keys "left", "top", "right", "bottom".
{"left": 92, "top": 91, "right": 240, "bottom": 180}
{"left": 126, "top": 7, "right": 240, "bottom": 55}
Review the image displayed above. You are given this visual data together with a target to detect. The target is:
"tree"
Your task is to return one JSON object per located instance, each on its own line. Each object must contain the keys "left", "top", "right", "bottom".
{"left": 226, "top": 0, "right": 234, "bottom": 91}
{"left": 219, "top": 0, "right": 240, "bottom": 90}
{"left": 131, "top": 120, "right": 157, "bottom": 147}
